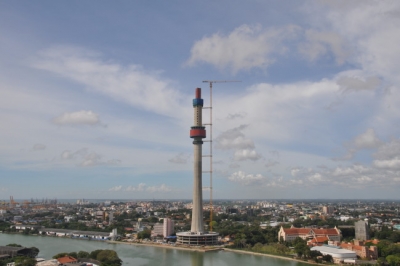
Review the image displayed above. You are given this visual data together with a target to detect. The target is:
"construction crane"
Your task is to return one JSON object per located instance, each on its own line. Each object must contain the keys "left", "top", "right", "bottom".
{"left": 202, "top": 80, "right": 241, "bottom": 232}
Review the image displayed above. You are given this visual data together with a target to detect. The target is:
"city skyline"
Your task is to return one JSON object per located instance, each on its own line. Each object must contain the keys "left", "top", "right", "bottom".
{"left": 1, "top": 1, "right": 400, "bottom": 199}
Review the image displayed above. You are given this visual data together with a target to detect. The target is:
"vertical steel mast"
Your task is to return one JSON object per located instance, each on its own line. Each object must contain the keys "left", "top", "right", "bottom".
{"left": 202, "top": 80, "right": 241, "bottom": 231}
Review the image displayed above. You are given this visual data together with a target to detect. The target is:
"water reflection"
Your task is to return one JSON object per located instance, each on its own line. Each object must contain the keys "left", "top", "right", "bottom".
{"left": 0, "top": 235, "right": 310, "bottom": 266}
{"left": 191, "top": 252, "right": 204, "bottom": 266}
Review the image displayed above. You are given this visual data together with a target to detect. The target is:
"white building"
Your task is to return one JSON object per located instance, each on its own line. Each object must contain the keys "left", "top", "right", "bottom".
{"left": 152, "top": 223, "right": 164, "bottom": 237}
{"left": 152, "top": 218, "right": 174, "bottom": 238}
{"left": 163, "top": 218, "right": 174, "bottom": 237}
{"left": 311, "top": 245, "right": 357, "bottom": 264}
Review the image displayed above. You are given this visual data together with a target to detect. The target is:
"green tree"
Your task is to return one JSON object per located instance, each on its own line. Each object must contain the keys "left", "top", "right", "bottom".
{"left": 28, "top": 247, "right": 39, "bottom": 258}
{"left": 53, "top": 253, "right": 69, "bottom": 259}
{"left": 386, "top": 255, "right": 400, "bottom": 266}
{"left": 252, "top": 242, "right": 264, "bottom": 252}
{"left": 90, "top": 250, "right": 103, "bottom": 260}
{"left": 137, "top": 230, "right": 151, "bottom": 240}
{"left": 77, "top": 251, "right": 90, "bottom": 258}
{"left": 68, "top": 252, "right": 78, "bottom": 259}
{"left": 148, "top": 217, "right": 158, "bottom": 223}
{"left": 14, "top": 257, "right": 37, "bottom": 266}
{"left": 210, "top": 221, "right": 218, "bottom": 229}
{"left": 293, "top": 237, "right": 309, "bottom": 258}
{"left": 322, "top": 254, "right": 333, "bottom": 263}
{"left": 6, "top": 244, "right": 22, "bottom": 247}
{"left": 96, "top": 250, "right": 122, "bottom": 266}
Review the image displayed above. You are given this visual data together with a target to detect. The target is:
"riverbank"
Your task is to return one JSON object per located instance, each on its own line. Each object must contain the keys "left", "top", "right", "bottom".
{"left": 107, "top": 240, "right": 223, "bottom": 252}
{"left": 225, "top": 248, "right": 319, "bottom": 265}
{"left": 107, "top": 240, "right": 319, "bottom": 265}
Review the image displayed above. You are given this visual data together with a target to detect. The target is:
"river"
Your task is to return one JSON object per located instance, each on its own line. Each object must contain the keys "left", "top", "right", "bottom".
{"left": 0, "top": 234, "right": 310, "bottom": 266}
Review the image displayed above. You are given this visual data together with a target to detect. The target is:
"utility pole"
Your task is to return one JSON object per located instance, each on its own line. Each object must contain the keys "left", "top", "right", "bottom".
{"left": 202, "top": 80, "right": 241, "bottom": 232}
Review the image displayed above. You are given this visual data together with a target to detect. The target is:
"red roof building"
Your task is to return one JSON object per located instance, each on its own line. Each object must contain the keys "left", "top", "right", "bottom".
{"left": 57, "top": 256, "right": 78, "bottom": 264}
{"left": 340, "top": 240, "right": 378, "bottom": 259}
{"left": 278, "top": 226, "right": 341, "bottom": 242}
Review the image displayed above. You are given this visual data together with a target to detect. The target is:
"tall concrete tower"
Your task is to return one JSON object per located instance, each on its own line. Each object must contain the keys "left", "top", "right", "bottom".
{"left": 176, "top": 88, "right": 218, "bottom": 245}
{"left": 190, "top": 88, "right": 206, "bottom": 233}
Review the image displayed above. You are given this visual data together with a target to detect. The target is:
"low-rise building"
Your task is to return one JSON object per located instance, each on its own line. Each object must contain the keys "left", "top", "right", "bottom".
{"left": 310, "top": 245, "right": 357, "bottom": 264}
{"left": 278, "top": 226, "right": 341, "bottom": 242}
{"left": 340, "top": 240, "right": 378, "bottom": 260}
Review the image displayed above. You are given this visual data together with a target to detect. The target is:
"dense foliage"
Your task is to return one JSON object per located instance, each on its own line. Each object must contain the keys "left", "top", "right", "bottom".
{"left": 137, "top": 229, "right": 151, "bottom": 240}
{"left": 53, "top": 249, "right": 122, "bottom": 266}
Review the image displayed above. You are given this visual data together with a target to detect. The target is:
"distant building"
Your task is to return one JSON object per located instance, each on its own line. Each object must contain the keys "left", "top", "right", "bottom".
{"left": 163, "top": 218, "right": 174, "bottom": 237}
{"left": 152, "top": 223, "right": 163, "bottom": 237}
{"left": 322, "top": 206, "right": 335, "bottom": 215}
{"left": 355, "top": 220, "right": 370, "bottom": 241}
{"left": 340, "top": 240, "right": 377, "bottom": 259}
{"left": 64, "top": 216, "right": 74, "bottom": 222}
{"left": 152, "top": 218, "right": 174, "bottom": 238}
{"left": 278, "top": 226, "right": 341, "bottom": 242}
{"left": 310, "top": 245, "right": 356, "bottom": 264}
{"left": 95, "top": 211, "right": 104, "bottom": 221}
{"left": 13, "top": 216, "right": 23, "bottom": 222}
{"left": 57, "top": 256, "right": 77, "bottom": 264}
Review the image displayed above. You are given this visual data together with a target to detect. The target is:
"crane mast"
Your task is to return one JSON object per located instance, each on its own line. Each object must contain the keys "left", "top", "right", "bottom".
{"left": 202, "top": 80, "right": 241, "bottom": 232}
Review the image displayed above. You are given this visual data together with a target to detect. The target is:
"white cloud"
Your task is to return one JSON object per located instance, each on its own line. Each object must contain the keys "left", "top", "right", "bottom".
{"left": 61, "top": 148, "right": 88, "bottom": 160}
{"left": 215, "top": 125, "right": 262, "bottom": 162}
{"left": 228, "top": 170, "right": 283, "bottom": 187}
{"left": 32, "top": 143, "right": 46, "bottom": 151}
{"left": 229, "top": 163, "right": 240, "bottom": 169}
{"left": 215, "top": 125, "right": 255, "bottom": 150}
{"left": 353, "top": 128, "right": 382, "bottom": 149}
{"left": 79, "top": 152, "right": 102, "bottom": 167}
{"left": 335, "top": 128, "right": 382, "bottom": 161}
{"left": 372, "top": 139, "right": 400, "bottom": 170}
{"left": 109, "top": 185, "right": 122, "bottom": 192}
{"left": 110, "top": 183, "right": 172, "bottom": 193}
{"left": 228, "top": 171, "right": 265, "bottom": 185}
{"left": 186, "top": 24, "right": 300, "bottom": 73}
{"left": 168, "top": 153, "right": 190, "bottom": 164}
{"left": 289, "top": 163, "right": 391, "bottom": 189}
{"left": 225, "top": 112, "right": 247, "bottom": 120}
{"left": 337, "top": 75, "right": 381, "bottom": 93}
{"left": 299, "top": 30, "right": 349, "bottom": 64}
{"left": 312, "top": 1, "right": 400, "bottom": 85}
{"left": 52, "top": 110, "right": 101, "bottom": 126}
{"left": 60, "top": 148, "right": 120, "bottom": 167}
{"left": 126, "top": 183, "right": 146, "bottom": 191}
{"left": 233, "top": 149, "right": 262, "bottom": 161}
{"left": 33, "top": 46, "right": 184, "bottom": 118}
{"left": 146, "top": 184, "right": 172, "bottom": 193}
{"left": 265, "top": 160, "right": 279, "bottom": 168}
{"left": 374, "top": 139, "right": 400, "bottom": 161}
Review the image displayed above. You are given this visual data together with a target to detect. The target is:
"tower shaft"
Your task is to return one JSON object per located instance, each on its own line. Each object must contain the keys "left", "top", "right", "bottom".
{"left": 190, "top": 88, "right": 205, "bottom": 233}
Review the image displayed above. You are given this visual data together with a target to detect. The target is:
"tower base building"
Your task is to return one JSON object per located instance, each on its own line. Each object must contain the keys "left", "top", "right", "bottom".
{"left": 176, "top": 231, "right": 219, "bottom": 245}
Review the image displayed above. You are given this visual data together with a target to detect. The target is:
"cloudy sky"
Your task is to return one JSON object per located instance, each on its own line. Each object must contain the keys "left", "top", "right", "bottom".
{"left": 1, "top": 1, "right": 400, "bottom": 200}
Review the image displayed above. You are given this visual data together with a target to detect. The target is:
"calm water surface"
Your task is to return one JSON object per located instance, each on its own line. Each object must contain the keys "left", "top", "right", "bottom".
{"left": 0, "top": 234, "right": 310, "bottom": 266}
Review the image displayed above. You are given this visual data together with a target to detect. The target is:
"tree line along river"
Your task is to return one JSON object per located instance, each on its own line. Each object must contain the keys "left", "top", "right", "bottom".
{"left": 0, "top": 234, "right": 311, "bottom": 266}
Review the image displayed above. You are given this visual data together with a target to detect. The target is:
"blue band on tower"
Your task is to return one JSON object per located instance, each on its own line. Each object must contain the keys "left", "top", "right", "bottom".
{"left": 193, "top": 99, "right": 203, "bottom": 107}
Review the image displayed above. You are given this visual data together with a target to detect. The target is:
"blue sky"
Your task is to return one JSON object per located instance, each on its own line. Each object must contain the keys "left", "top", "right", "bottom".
{"left": 1, "top": 1, "right": 400, "bottom": 200}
